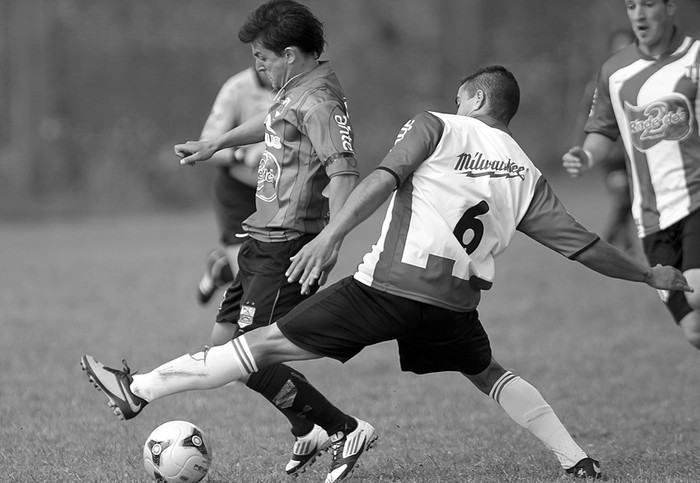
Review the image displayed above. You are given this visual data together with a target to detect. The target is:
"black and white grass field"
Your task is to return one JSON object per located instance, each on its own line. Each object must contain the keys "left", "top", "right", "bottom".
{"left": 2, "top": 174, "right": 699, "bottom": 482}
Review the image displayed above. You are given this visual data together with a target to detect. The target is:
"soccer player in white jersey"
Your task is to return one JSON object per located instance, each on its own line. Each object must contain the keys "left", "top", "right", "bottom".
{"left": 563, "top": 0, "right": 700, "bottom": 350}
{"left": 81, "top": 65, "right": 692, "bottom": 481}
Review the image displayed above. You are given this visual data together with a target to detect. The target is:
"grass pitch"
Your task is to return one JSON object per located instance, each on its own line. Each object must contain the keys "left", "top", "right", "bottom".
{"left": 2, "top": 174, "right": 699, "bottom": 482}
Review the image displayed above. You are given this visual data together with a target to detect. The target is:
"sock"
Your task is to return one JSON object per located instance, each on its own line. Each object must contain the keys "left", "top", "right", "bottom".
{"left": 490, "top": 371, "right": 587, "bottom": 469}
{"left": 131, "top": 336, "right": 257, "bottom": 402}
{"left": 245, "top": 365, "right": 351, "bottom": 437}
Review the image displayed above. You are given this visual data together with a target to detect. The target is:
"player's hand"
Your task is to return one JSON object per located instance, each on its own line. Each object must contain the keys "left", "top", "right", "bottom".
{"left": 174, "top": 140, "right": 218, "bottom": 166}
{"left": 286, "top": 233, "right": 338, "bottom": 295}
{"left": 645, "top": 264, "right": 693, "bottom": 292}
{"left": 562, "top": 146, "right": 591, "bottom": 177}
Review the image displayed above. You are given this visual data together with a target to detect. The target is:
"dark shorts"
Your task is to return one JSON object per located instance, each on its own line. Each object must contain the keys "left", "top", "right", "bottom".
{"left": 642, "top": 209, "right": 700, "bottom": 323}
{"left": 277, "top": 277, "right": 493, "bottom": 376}
{"left": 215, "top": 235, "right": 319, "bottom": 330}
{"left": 213, "top": 170, "right": 256, "bottom": 246}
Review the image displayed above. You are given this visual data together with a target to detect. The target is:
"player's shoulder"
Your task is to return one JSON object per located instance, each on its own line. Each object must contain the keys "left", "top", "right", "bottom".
{"left": 220, "top": 68, "right": 258, "bottom": 93}
{"left": 600, "top": 43, "right": 640, "bottom": 78}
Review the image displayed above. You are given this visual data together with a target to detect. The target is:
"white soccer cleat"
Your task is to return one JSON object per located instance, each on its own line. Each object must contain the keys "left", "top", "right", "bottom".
{"left": 325, "top": 418, "right": 378, "bottom": 483}
{"left": 285, "top": 424, "right": 331, "bottom": 476}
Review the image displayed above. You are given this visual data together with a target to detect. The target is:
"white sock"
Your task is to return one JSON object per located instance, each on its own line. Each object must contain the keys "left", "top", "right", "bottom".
{"left": 131, "top": 336, "right": 258, "bottom": 402}
{"left": 490, "top": 371, "right": 587, "bottom": 469}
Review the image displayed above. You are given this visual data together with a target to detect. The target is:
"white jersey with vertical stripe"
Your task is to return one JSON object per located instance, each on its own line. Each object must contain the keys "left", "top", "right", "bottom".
{"left": 586, "top": 28, "right": 700, "bottom": 238}
{"left": 354, "top": 111, "right": 599, "bottom": 312}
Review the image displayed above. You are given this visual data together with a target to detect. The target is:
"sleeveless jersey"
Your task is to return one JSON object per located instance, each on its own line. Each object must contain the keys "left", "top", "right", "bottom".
{"left": 586, "top": 28, "right": 700, "bottom": 238}
{"left": 354, "top": 112, "right": 599, "bottom": 312}
{"left": 245, "top": 61, "right": 359, "bottom": 242}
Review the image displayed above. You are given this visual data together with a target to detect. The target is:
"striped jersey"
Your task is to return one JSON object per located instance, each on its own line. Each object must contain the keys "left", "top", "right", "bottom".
{"left": 244, "top": 61, "right": 359, "bottom": 242}
{"left": 586, "top": 28, "right": 700, "bottom": 238}
{"left": 354, "top": 112, "right": 599, "bottom": 312}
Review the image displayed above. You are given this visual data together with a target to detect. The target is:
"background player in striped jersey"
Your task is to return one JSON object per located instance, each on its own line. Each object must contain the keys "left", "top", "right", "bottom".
{"left": 195, "top": 66, "right": 271, "bottom": 308}
{"left": 82, "top": 65, "right": 692, "bottom": 481}
{"left": 563, "top": 0, "right": 700, "bottom": 351}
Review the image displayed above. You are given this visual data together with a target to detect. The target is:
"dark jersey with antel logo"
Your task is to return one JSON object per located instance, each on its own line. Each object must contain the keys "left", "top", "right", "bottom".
{"left": 586, "top": 28, "right": 700, "bottom": 238}
{"left": 244, "top": 61, "right": 359, "bottom": 242}
{"left": 354, "top": 111, "right": 598, "bottom": 312}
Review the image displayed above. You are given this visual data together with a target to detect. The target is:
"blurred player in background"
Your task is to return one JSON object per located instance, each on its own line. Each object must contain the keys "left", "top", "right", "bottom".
{"left": 571, "top": 29, "right": 636, "bottom": 253}
{"left": 195, "top": 66, "right": 272, "bottom": 308}
{"left": 80, "top": 65, "right": 692, "bottom": 480}
{"left": 563, "top": 0, "right": 700, "bottom": 350}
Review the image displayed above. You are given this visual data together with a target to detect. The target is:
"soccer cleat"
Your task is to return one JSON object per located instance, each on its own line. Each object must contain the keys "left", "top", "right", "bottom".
{"left": 324, "top": 418, "right": 378, "bottom": 483}
{"left": 285, "top": 424, "right": 331, "bottom": 476}
{"left": 197, "top": 249, "right": 233, "bottom": 305}
{"left": 566, "top": 457, "right": 602, "bottom": 480}
{"left": 80, "top": 355, "right": 147, "bottom": 421}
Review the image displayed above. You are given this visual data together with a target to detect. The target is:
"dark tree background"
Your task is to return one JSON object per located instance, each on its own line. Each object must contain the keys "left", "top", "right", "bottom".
{"left": 2, "top": 0, "right": 700, "bottom": 217}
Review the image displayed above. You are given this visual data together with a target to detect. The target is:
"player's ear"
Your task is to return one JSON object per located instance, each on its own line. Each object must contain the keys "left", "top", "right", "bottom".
{"left": 666, "top": 0, "right": 677, "bottom": 16}
{"left": 474, "top": 89, "right": 485, "bottom": 110}
{"left": 283, "top": 47, "right": 296, "bottom": 64}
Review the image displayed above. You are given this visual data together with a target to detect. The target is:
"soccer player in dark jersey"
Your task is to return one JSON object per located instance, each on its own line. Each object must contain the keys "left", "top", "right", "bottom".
{"left": 563, "top": 0, "right": 700, "bottom": 351}
{"left": 86, "top": 0, "right": 362, "bottom": 478}
{"left": 81, "top": 65, "right": 692, "bottom": 481}
{"left": 195, "top": 66, "right": 271, "bottom": 308}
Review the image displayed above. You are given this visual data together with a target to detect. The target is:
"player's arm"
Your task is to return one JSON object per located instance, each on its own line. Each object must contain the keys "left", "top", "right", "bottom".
{"left": 574, "top": 239, "right": 692, "bottom": 291}
{"left": 286, "top": 169, "right": 397, "bottom": 294}
{"left": 563, "top": 68, "right": 619, "bottom": 177}
{"left": 518, "top": 178, "right": 691, "bottom": 292}
{"left": 562, "top": 132, "right": 616, "bottom": 177}
{"left": 197, "top": 78, "right": 241, "bottom": 167}
{"left": 174, "top": 111, "right": 267, "bottom": 166}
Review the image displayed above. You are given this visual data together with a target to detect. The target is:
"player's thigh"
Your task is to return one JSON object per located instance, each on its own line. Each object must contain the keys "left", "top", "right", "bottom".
{"left": 397, "top": 307, "right": 492, "bottom": 376}
{"left": 642, "top": 222, "right": 691, "bottom": 323}
{"left": 236, "top": 236, "right": 318, "bottom": 329}
{"left": 682, "top": 209, "right": 700, "bottom": 309}
{"left": 278, "top": 277, "right": 418, "bottom": 363}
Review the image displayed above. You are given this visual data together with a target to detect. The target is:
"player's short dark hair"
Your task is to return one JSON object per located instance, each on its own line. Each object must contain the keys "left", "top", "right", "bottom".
{"left": 238, "top": 0, "right": 326, "bottom": 58}
{"left": 460, "top": 65, "right": 520, "bottom": 124}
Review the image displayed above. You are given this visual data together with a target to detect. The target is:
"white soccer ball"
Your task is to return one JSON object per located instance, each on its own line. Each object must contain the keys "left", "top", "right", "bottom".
{"left": 143, "top": 420, "right": 213, "bottom": 483}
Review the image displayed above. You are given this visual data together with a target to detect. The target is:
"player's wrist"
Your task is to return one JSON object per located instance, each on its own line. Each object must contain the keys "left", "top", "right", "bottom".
{"left": 582, "top": 149, "right": 595, "bottom": 168}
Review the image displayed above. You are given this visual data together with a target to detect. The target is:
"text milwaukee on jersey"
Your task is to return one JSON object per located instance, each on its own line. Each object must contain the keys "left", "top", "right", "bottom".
{"left": 454, "top": 152, "right": 528, "bottom": 179}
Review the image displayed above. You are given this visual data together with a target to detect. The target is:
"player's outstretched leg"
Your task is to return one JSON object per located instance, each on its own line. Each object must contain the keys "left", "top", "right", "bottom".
{"left": 80, "top": 355, "right": 148, "bottom": 420}
{"left": 566, "top": 457, "right": 602, "bottom": 479}
{"left": 324, "top": 417, "right": 378, "bottom": 483}
{"left": 286, "top": 424, "right": 332, "bottom": 476}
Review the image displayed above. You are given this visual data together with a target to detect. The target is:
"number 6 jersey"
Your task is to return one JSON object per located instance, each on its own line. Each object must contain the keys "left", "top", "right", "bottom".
{"left": 354, "top": 111, "right": 599, "bottom": 312}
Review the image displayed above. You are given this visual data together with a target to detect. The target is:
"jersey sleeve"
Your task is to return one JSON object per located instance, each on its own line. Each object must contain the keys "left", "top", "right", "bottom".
{"left": 517, "top": 177, "right": 600, "bottom": 258}
{"left": 302, "top": 100, "right": 359, "bottom": 178}
{"left": 584, "top": 67, "right": 620, "bottom": 141}
{"left": 377, "top": 111, "right": 444, "bottom": 187}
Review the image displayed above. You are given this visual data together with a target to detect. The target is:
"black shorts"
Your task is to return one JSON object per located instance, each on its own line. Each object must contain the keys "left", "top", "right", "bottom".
{"left": 277, "top": 277, "right": 493, "bottom": 376}
{"left": 215, "top": 235, "right": 319, "bottom": 330}
{"left": 642, "top": 208, "right": 700, "bottom": 323}
{"left": 213, "top": 170, "right": 256, "bottom": 246}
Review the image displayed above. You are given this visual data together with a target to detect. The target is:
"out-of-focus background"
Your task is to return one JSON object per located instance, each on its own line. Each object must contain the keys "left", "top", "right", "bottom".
{"left": 4, "top": 0, "right": 700, "bottom": 218}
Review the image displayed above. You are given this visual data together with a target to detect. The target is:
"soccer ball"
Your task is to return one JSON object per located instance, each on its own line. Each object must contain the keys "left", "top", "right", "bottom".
{"left": 143, "top": 420, "right": 213, "bottom": 483}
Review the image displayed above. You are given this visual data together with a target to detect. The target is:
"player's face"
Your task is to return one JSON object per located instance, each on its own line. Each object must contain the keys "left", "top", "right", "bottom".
{"left": 624, "top": 0, "right": 675, "bottom": 57}
{"left": 251, "top": 42, "right": 287, "bottom": 90}
{"left": 455, "top": 85, "right": 477, "bottom": 116}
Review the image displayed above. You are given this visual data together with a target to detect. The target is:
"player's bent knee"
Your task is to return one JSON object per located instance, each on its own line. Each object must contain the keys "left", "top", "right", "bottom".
{"left": 680, "top": 312, "right": 700, "bottom": 348}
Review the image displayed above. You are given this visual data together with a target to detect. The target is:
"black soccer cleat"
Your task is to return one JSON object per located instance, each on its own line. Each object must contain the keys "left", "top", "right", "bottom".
{"left": 80, "top": 355, "right": 147, "bottom": 420}
{"left": 566, "top": 457, "right": 602, "bottom": 480}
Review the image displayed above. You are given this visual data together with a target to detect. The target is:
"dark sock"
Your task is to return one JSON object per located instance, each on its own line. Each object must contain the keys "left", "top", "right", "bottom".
{"left": 245, "top": 364, "right": 351, "bottom": 436}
